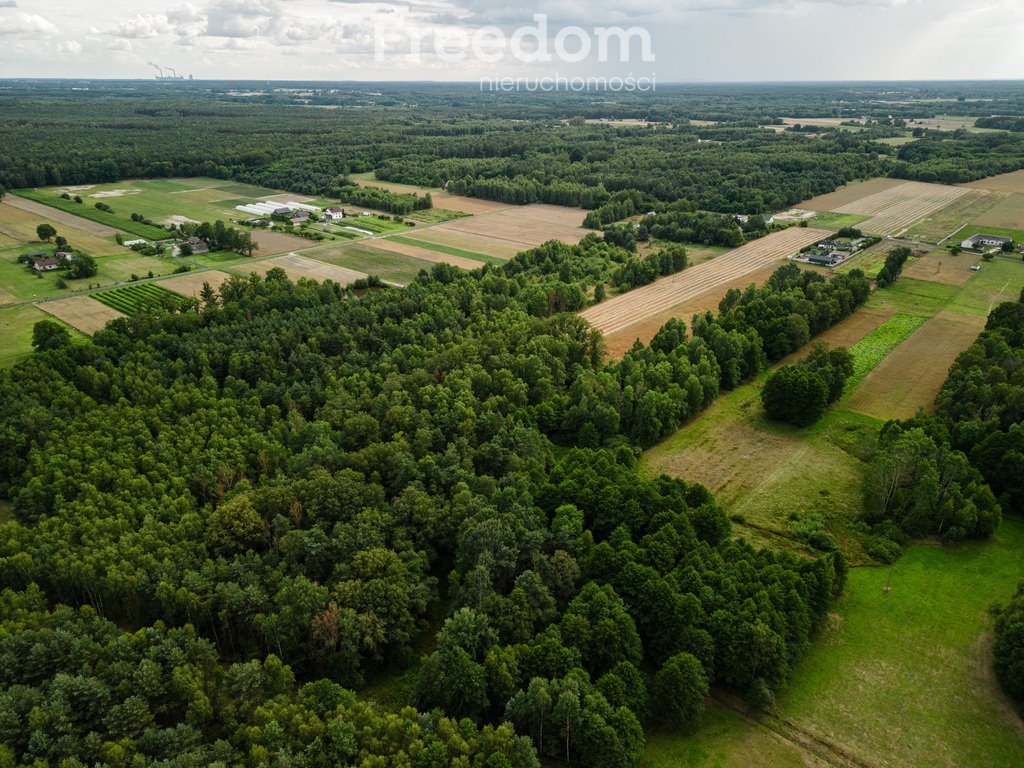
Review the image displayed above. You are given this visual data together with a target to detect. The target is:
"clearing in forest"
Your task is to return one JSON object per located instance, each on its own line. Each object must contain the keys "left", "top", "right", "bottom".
{"left": 580, "top": 228, "right": 830, "bottom": 338}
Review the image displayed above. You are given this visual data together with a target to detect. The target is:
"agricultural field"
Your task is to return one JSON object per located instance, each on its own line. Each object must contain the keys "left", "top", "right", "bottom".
{"left": 580, "top": 227, "right": 830, "bottom": 337}
{"left": 972, "top": 193, "right": 1024, "bottom": 230}
{"left": 829, "top": 181, "right": 974, "bottom": 237}
{"left": 160, "top": 269, "right": 236, "bottom": 298}
{"left": 384, "top": 234, "right": 503, "bottom": 265}
{"left": 250, "top": 228, "right": 311, "bottom": 256}
{"left": 843, "top": 313, "right": 928, "bottom": 394}
{"left": 93, "top": 283, "right": 185, "bottom": 316}
{"left": 806, "top": 211, "right": 871, "bottom": 230}
{"left": 954, "top": 224, "right": 1024, "bottom": 247}
{"left": 247, "top": 254, "right": 367, "bottom": 285}
{"left": 428, "top": 204, "right": 592, "bottom": 251}
{"left": 406, "top": 227, "right": 524, "bottom": 260}
{"left": 38, "top": 295, "right": 125, "bottom": 334}
{"left": 645, "top": 520, "right": 1024, "bottom": 768}
{"left": 360, "top": 237, "right": 485, "bottom": 271}
{"left": 800, "top": 178, "right": 906, "bottom": 212}
{"left": 0, "top": 200, "right": 124, "bottom": 255}
{"left": 15, "top": 177, "right": 312, "bottom": 238}
{"left": 301, "top": 243, "right": 433, "bottom": 286}
{"left": 900, "top": 188, "right": 1003, "bottom": 243}
{"left": 901, "top": 247, "right": 974, "bottom": 286}
{"left": 848, "top": 310, "right": 987, "bottom": 420}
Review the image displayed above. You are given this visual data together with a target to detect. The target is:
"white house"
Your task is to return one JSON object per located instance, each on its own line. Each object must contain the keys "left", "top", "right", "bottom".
{"left": 961, "top": 233, "right": 1012, "bottom": 250}
{"left": 324, "top": 207, "right": 345, "bottom": 221}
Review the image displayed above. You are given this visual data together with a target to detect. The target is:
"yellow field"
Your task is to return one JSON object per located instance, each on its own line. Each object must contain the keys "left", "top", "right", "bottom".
{"left": 963, "top": 169, "right": 1024, "bottom": 194}
{"left": 37, "top": 296, "right": 124, "bottom": 334}
{"left": 801, "top": 178, "right": 906, "bottom": 211}
{"left": 431, "top": 204, "right": 592, "bottom": 250}
{"left": 1, "top": 197, "right": 122, "bottom": 237}
{"left": 249, "top": 254, "right": 366, "bottom": 285}
{"left": 580, "top": 228, "right": 831, "bottom": 338}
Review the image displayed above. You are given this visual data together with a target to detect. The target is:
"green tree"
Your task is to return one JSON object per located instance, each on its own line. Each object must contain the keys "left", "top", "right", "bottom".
{"left": 651, "top": 653, "right": 708, "bottom": 730}
{"left": 31, "top": 319, "right": 71, "bottom": 351}
{"left": 36, "top": 223, "right": 57, "bottom": 241}
{"left": 761, "top": 365, "right": 828, "bottom": 426}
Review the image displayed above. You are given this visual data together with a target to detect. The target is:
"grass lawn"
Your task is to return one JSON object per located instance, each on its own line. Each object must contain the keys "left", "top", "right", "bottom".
{"left": 644, "top": 519, "right": 1024, "bottom": 768}
{"left": 865, "top": 276, "right": 960, "bottom": 315}
{"left": 406, "top": 208, "right": 469, "bottom": 224}
{"left": 0, "top": 304, "right": 53, "bottom": 367}
{"left": 305, "top": 243, "right": 435, "bottom": 285}
{"left": 808, "top": 212, "right": 871, "bottom": 230}
{"left": 184, "top": 250, "right": 253, "bottom": 269}
{"left": 956, "top": 224, "right": 1024, "bottom": 245}
{"left": 14, "top": 189, "right": 168, "bottom": 240}
{"left": 944, "top": 258, "right": 1023, "bottom": 317}
{"left": 385, "top": 234, "right": 505, "bottom": 265}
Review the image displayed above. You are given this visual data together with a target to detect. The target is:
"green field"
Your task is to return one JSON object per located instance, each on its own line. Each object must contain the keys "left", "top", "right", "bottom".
{"left": 15, "top": 178, "right": 299, "bottom": 240}
{"left": 14, "top": 189, "right": 169, "bottom": 240}
{"left": 306, "top": 243, "right": 436, "bottom": 285}
{"left": 93, "top": 283, "right": 185, "bottom": 315}
{"left": 645, "top": 520, "right": 1024, "bottom": 768}
{"left": 0, "top": 304, "right": 54, "bottom": 367}
{"left": 844, "top": 313, "right": 927, "bottom": 394}
{"left": 808, "top": 211, "right": 871, "bottom": 230}
{"left": 865, "top": 275, "right": 960, "bottom": 315}
{"left": 955, "top": 224, "right": 1024, "bottom": 246}
{"left": 335, "top": 216, "right": 410, "bottom": 235}
{"left": 385, "top": 234, "right": 504, "bottom": 265}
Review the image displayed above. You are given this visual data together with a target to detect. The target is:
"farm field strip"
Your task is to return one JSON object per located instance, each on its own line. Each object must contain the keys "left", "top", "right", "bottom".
{"left": 2, "top": 195, "right": 123, "bottom": 237}
{"left": 843, "top": 313, "right": 927, "bottom": 395}
{"left": 846, "top": 310, "right": 987, "bottom": 420}
{"left": 384, "top": 235, "right": 503, "bottom": 265}
{"left": 800, "top": 178, "right": 907, "bottom": 211}
{"left": 405, "top": 227, "right": 524, "bottom": 259}
{"left": 160, "top": 269, "right": 235, "bottom": 298}
{"left": 963, "top": 169, "right": 1024, "bottom": 194}
{"left": 37, "top": 295, "right": 125, "bottom": 334}
{"left": 580, "top": 228, "right": 831, "bottom": 336}
{"left": 431, "top": 204, "right": 592, "bottom": 248}
{"left": 367, "top": 237, "right": 485, "bottom": 271}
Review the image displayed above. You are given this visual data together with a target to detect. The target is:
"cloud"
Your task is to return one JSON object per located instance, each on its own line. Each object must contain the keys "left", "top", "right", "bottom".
{"left": 0, "top": 1, "right": 19, "bottom": 7}
{"left": 109, "top": 14, "right": 171, "bottom": 39}
{"left": 0, "top": 12, "right": 58, "bottom": 36}
{"left": 58, "top": 39, "right": 82, "bottom": 54}
{"left": 105, "top": 38, "right": 133, "bottom": 51}
{"left": 204, "top": 0, "right": 281, "bottom": 38}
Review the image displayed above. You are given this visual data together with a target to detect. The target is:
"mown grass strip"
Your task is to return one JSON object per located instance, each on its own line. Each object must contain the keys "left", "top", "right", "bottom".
{"left": 844, "top": 312, "right": 927, "bottom": 395}
{"left": 385, "top": 235, "right": 506, "bottom": 265}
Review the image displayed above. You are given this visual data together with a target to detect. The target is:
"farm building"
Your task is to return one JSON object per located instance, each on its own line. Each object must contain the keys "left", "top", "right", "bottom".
{"left": 26, "top": 250, "right": 47, "bottom": 259}
{"left": 290, "top": 212, "right": 309, "bottom": 225}
{"left": 961, "top": 233, "right": 1012, "bottom": 249}
{"left": 324, "top": 207, "right": 345, "bottom": 221}
{"left": 807, "top": 252, "right": 839, "bottom": 266}
{"left": 185, "top": 237, "right": 210, "bottom": 254}
{"left": 273, "top": 207, "right": 292, "bottom": 217}
{"left": 33, "top": 258, "right": 60, "bottom": 272}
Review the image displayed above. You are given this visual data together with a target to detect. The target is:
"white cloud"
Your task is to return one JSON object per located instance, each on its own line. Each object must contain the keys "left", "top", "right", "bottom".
{"left": 0, "top": 12, "right": 58, "bottom": 36}
{"left": 106, "top": 38, "right": 133, "bottom": 50}
{"left": 58, "top": 39, "right": 82, "bottom": 54}
{"left": 0, "top": 1, "right": 19, "bottom": 8}
{"left": 109, "top": 13, "right": 171, "bottom": 38}
{"left": 204, "top": 0, "right": 281, "bottom": 38}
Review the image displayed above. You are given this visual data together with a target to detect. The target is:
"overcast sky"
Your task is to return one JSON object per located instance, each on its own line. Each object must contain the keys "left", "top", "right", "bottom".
{"left": 0, "top": 0, "right": 1022, "bottom": 82}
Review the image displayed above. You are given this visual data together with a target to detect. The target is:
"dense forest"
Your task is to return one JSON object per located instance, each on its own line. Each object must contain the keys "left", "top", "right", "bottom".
{"left": 3, "top": 82, "right": 1024, "bottom": 215}
{"left": 0, "top": 237, "right": 870, "bottom": 766}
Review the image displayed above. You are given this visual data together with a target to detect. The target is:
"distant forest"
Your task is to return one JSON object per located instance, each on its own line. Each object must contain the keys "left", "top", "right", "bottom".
{"left": 3, "top": 81, "right": 1024, "bottom": 214}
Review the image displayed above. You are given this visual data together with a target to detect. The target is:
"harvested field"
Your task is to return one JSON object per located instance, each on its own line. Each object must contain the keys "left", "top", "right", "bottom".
{"left": 580, "top": 228, "right": 830, "bottom": 337}
{"left": 161, "top": 269, "right": 235, "bottom": 298}
{"left": 2, "top": 196, "right": 122, "bottom": 236}
{"left": 432, "top": 204, "right": 591, "bottom": 249}
{"left": 832, "top": 181, "right": 973, "bottom": 236}
{"left": 800, "top": 178, "right": 906, "bottom": 212}
{"left": 602, "top": 263, "right": 784, "bottom": 358}
{"left": 900, "top": 189, "right": 999, "bottom": 243}
{"left": 369, "top": 238, "right": 483, "bottom": 271}
{"left": 251, "top": 229, "right": 312, "bottom": 257}
{"left": 0, "top": 202, "right": 123, "bottom": 255}
{"left": 356, "top": 179, "right": 511, "bottom": 214}
{"left": 847, "top": 310, "right": 987, "bottom": 420}
{"left": 407, "top": 227, "right": 523, "bottom": 259}
{"left": 38, "top": 296, "right": 125, "bottom": 334}
{"left": 248, "top": 254, "right": 366, "bottom": 285}
{"left": 901, "top": 249, "right": 974, "bottom": 286}
{"left": 307, "top": 243, "right": 435, "bottom": 286}
{"left": 964, "top": 169, "right": 1024, "bottom": 194}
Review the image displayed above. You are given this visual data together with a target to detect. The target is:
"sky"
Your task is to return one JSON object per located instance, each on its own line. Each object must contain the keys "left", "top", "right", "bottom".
{"left": 0, "top": 0, "right": 1022, "bottom": 82}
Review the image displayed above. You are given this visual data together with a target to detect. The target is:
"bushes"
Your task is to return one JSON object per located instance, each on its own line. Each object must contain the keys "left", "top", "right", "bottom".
{"left": 876, "top": 246, "right": 911, "bottom": 287}
{"left": 761, "top": 365, "right": 828, "bottom": 427}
